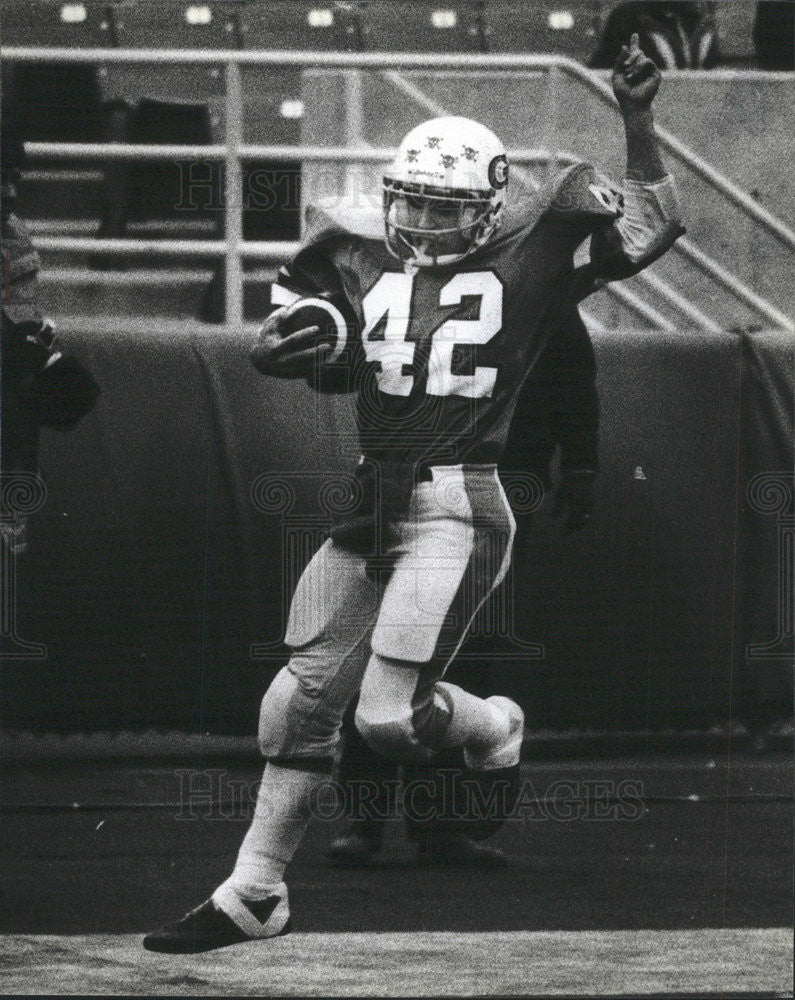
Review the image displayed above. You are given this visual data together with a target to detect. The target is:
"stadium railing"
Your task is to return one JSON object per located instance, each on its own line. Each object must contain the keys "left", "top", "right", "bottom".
{"left": 2, "top": 45, "right": 793, "bottom": 336}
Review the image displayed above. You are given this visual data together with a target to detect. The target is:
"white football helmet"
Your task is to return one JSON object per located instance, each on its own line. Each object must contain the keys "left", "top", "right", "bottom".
{"left": 383, "top": 116, "right": 509, "bottom": 268}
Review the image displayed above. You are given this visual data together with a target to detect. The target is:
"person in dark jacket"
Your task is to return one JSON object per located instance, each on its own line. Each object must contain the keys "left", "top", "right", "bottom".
{"left": 753, "top": 1, "right": 794, "bottom": 70}
{"left": 1, "top": 65, "right": 101, "bottom": 557}
{"left": 589, "top": 2, "right": 719, "bottom": 70}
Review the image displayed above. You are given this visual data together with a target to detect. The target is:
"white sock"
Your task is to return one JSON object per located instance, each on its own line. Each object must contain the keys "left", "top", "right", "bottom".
{"left": 434, "top": 682, "right": 509, "bottom": 753}
{"left": 216, "top": 762, "right": 327, "bottom": 901}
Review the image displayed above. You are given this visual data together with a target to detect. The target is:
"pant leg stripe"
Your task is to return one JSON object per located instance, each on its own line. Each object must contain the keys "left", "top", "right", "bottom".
{"left": 409, "top": 468, "right": 515, "bottom": 749}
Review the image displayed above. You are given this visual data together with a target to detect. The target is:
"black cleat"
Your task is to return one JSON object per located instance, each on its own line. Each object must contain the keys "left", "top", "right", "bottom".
{"left": 415, "top": 831, "right": 511, "bottom": 868}
{"left": 327, "top": 821, "right": 385, "bottom": 865}
{"left": 143, "top": 886, "right": 291, "bottom": 954}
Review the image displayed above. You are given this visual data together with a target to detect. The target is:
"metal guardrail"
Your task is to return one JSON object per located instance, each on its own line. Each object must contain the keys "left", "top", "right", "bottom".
{"left": 2, "top": 46, "right": 793, "bottom": 331}
{"left": 381, "top": 66, "right": 794, "bottom": 333}
{"left": 33, "top": 236, "right": 299, "bottom": 261}
{"left": 564, "top": 63, "right": 795, "bottom": 253}
{"left": 24, "top": 142, "right": 569, "bottom": 164}
{"left": 675, "top": 237, "right": 794, "bottom": 332}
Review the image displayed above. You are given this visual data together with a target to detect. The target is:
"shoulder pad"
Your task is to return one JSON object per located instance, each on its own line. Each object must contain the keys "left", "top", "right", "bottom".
{"left": 304, "top": 197, "right": 383, "bottom": 247}
{"left": 544, "top": 163, "right": 623, "bottom": 222}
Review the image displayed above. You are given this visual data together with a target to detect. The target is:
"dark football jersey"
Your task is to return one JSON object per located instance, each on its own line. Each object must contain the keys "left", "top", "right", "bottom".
{"left": 273, "top": 163, "right": 659, "bottom": 466}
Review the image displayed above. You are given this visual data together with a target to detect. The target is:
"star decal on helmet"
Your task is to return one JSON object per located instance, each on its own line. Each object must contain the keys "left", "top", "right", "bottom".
{"left": 384, "top": 116, "right": 509, "bottom": 266}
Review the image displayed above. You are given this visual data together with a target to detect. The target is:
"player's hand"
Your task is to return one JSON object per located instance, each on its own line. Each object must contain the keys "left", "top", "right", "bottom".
{"left": 249, "top": 308, "right": 332, "bottom": 379}
{"left": 552, "top": 469, "right": 596, "bottom": 534}
{"left": 612, "top": 33, "right": 661, "bottom": 112}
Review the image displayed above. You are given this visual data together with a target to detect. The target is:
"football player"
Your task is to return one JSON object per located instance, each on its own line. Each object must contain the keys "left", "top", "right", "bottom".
{"left": 145, "top": 34, "right": 683, "bottom": 952}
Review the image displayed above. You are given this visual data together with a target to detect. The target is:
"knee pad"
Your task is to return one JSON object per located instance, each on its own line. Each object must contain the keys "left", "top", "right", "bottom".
{"left": 355, "top": 654, "right": 433, "bottom": 761}
{"left": 354, "top": 706, "right": 416, "bottom": 760}
{"left": 258, "top": 666, "right": 301, "bottom": 758}
{"left": 258, "top": 663, "right": 342, "bottom": 761}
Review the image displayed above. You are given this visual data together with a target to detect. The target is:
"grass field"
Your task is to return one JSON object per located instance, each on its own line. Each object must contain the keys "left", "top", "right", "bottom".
{"left": 1, "top": 754, "right": 792, "bottom": 996}
{"left": 0, "top": 928, "right": 792, "bottom": 996}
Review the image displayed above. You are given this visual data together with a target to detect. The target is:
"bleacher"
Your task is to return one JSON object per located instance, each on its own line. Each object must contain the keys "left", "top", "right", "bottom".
{"left": 1, "top": 1, "right": 774, "bottom": 60}
{"left": 1, "top": 0, "right": 792, "bottom": 325}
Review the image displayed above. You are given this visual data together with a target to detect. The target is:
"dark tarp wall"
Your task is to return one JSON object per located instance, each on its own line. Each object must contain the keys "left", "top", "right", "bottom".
{"left": 735, "top": 332, "right": 795, "bottom": 729}
{"left": 2, "top": 327, "right": 792, "bottom": 733}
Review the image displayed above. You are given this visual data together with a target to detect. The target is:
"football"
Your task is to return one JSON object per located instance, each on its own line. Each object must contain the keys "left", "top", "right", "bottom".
{"left": 280, "top": 297, "right": 351, "bottom": 365}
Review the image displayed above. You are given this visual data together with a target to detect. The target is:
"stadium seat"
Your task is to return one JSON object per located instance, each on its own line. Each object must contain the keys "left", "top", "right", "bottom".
{"left": 483, "top": 1, "right": 601, "bottom": 60}
{"left": 97, "top": 2, "right": 240, "bottom": 107}
{"left": 123, "top": 99, "right": 218, "bottom": 220}
{"left": 111, "top": 0, "right": 241, "bottom": 49}
{"left": 356, "top": 1, "right": 484, "bottom": 52}
{"left": 0, "top": 0, "right": 114, "bottom": 47}
{"left": 10, "top": 62, "right": 104, "bottom": 142}
{"left": 240, "top": 1, "right": 360, "bottom": 51}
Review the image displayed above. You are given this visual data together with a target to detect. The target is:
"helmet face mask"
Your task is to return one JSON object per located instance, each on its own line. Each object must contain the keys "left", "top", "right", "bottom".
{"left": 383, "top": 180, "right": 498, "bottom": 267}
{"left": 382, "top": 117, "right": 508, "bottom": 269}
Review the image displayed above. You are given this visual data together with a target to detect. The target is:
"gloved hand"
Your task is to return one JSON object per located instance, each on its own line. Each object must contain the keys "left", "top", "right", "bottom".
{"left": 250, "top": 305, "right": 333, "bottom": 379}
{"left": 32, "top": 354, "right": 101, "bottom": 429}
{"left": 1, "top": 309, "right": 56, "bottom": 386}
{"left": 552, "top": 468, "right": 597, "bottom": 534}
{"left": 2, "top": 310, "right": 100, "bottom": 428}
{"left": 330, "top": 460, "right": 414, "bottom": 561}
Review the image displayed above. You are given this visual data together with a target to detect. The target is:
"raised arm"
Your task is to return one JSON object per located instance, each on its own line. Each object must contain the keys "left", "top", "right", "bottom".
{"left": 613, "top": 32, "right": 667, "bottom": 182}
{"left": 578, "top": 34, "right": 684, "bottom": 285}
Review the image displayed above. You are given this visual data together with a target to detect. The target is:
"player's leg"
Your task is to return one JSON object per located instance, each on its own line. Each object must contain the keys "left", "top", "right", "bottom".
{"left": 400, "top": 646, "right": 519, "bottom": 863}
{"left": 144, "top": 538, "right": 379, "bottom": 952}
{"left": 356, "top": 465, "right": 523, "bottom": 766}
{"left": 327, "top": 701, "right": 399, "bottom": 863}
